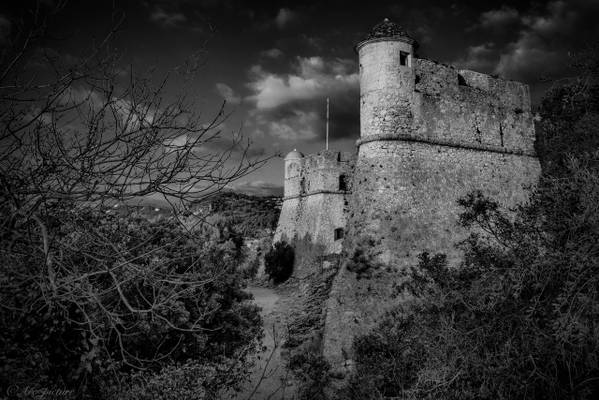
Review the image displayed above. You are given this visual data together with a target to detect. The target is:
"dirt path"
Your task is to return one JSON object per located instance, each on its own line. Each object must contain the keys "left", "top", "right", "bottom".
{"left": 226, "top": 285, "right": 297, "bottom": 400}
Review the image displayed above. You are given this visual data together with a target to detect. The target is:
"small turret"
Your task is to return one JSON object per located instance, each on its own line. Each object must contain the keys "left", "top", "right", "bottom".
{"left": 357, "top": 18, "right": 417, "bottom": 141}
{"left": 284, "top": 149, "right": 303, "bottom": 197}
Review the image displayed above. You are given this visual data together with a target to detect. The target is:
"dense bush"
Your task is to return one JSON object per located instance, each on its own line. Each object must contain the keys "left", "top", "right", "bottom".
{"left": 264, "top": 241, "right": 295, "bottom": 283}
{"left": 346, "top": 236, "right": 381, "bottom": 278}
{"left": 0, "top": 205, "right": 262, "bottom": 398}
{"left": 288, "top": 352, "right": 331, "bottom": 400}
{"left": 192, "top": 192, "right": 281, "bottom": 237}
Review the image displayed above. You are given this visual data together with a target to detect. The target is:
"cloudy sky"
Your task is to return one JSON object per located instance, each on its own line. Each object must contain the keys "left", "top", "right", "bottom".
{"left": 2, "top": 0, "right": 598, "bottom": 196}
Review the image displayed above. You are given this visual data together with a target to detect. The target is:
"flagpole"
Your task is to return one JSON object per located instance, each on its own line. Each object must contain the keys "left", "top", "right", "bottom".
{"left": 326, "top": 97, "right": 329, "bottom": 151}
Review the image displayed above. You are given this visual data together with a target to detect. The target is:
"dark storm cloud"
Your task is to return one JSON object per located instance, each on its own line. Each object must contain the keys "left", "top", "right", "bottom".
{"left": 458, "top": 0, "right": 599, "bottom": 83}
{"left": 244, "top": 55, "right": 359, "bottom": 142}
{"left": 0, "top": 13, "right": 11, "bottom": 44}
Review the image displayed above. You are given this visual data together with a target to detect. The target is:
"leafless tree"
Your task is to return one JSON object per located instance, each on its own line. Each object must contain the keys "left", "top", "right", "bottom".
{"left": 0, "top": 2, "right": 267, "bottom": 391}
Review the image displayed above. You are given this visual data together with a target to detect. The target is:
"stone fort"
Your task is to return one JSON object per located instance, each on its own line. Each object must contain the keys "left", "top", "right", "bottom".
{"left": 274, "top": 19, "right": 541, "bottom": 378}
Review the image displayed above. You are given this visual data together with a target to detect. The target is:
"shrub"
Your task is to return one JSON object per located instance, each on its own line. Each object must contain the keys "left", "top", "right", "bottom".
{"left": 264, "top": 241, "right": 295, "bottom": 283}
{"left": 346, "top": 236, "right": 380, "bottom": 278}
{"left": 0, "top": 206, "right": 262, "bottom": 398}
{"left": 288, "top": 352, "right": 331, "bottom": 400}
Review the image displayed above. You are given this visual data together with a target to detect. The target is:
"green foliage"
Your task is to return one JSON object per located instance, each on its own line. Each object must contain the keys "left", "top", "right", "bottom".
{"left": 241, "top": 253, "right": 261, "bottom": 280}
{"left": 0, "top": 205, "right": 262, "bottom": 398}
{"left": 264, "top": 241, "right": 295, "bottom": 283}
{"left": 288, "top": 352, "right": 331, "bottom": 400}
{"left": 346, "top": 236, "right": 380, "bottom": 278}
{"left": 112, "top": 357, "right": 252, "bottom": 400}
{"left": 191, "top": 192, "right": 281, "bottom": 238}
{"left": 536, "top": 49, "right": 599, "bottom": 175}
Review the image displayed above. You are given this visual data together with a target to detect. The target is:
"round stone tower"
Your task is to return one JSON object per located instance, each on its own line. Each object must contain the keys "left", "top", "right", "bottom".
{"left": 273, "top": 150, "right": 305, "bottom": 244}
{"left": 348, "top": 19, "right": 422, "bottom": 265}
{"left": 284, "top": 149, "right": 304, "bottom": 198}
{"left": 357, "top": 18, "right": 417, "bottom": 144}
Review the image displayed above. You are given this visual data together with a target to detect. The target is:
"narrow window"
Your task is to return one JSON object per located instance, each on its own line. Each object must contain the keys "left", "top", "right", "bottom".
{"left": 400, "top": 51, "right": 409, "bottom": 66}
{"left": 300, "top": 177, "right": 305, "bottom": 194}
{"left": 334, "top": 228, "right": 344, "bottom": 241}
{"left": 339, "top": 174, "right": 347, "bottom": 191}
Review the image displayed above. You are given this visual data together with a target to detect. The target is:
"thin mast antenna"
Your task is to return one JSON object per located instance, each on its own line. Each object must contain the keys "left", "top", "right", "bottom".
{"left": 326, "top": 97, "right": 329, "bottom": 150}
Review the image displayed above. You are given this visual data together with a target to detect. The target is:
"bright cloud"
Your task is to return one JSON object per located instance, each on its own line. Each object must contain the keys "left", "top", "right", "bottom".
{"left": 149, "top": 7, "right": 187, "bottom": 28}
{"left": 454, "top": 43, "right": 498, "bottom": 73}
{"left": 215, "top": 83, "right": 241, "bottom": 105}
{"left": 244, "top": 56, "right": 359, "bottom": 142}
{"left": 246, "top": 56, "right": 358, "bottom": 110}
{"left": 458, "top": 0, "right": 599, "bottom": 83}
{"left": 479, "top": 7, "right": 520, "bottom": 30}
{"left": 261, "top": 48, "right": 284, "bottom": 59}
{"left": 493, "top": 0, "right": 584, "bottom": 81}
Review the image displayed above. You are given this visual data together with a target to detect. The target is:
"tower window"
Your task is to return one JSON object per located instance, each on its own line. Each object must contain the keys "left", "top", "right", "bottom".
{"left": 400, "top": 51, "right": 409, "bottom": 66}
{"left": 339, "top": 174, "right": 347, "bottom": 191}
{"left": 334, "top": 228, "right": 344, "bottom": 241}
{"left": 300, "top": 177, "right": 306, "bottom": 194}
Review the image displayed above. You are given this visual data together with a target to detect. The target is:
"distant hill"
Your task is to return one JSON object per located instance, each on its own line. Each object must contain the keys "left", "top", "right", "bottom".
{"left": 102, "top": 191, "right": 281, "bottom": 238}
{"left": 191, "top": 191, "right": 282, "bottom": 238}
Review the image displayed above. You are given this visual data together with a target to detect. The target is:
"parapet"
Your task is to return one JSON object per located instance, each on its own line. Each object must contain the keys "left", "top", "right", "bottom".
{"left": 303, "top": 150, "right": 356, "bottom": 168}
{"left": 283, "top": 150, "right": 355, "bottom": 200}
{"left": 358, "top": 58, "right": 537, "bottom": 157}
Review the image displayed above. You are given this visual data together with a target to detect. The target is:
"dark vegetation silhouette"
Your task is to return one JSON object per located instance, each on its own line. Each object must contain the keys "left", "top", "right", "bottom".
{"left": 0, "top": 2, "right": 269, "bottom": 398}
{"left": 192, "top": 191, "right": 281, "bottom": 238}
{"left": 264, "top": 241, "right": 295, "bottom": 283}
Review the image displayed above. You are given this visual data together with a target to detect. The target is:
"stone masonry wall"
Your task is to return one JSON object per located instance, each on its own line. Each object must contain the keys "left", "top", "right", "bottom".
{"left": 411, "top": 59, "right": 535, "bottom": 154}
{"left": 358, "top": 58, "right": 536, "bottom": 156}
{"left": 323, "top": 140, "right": 541, "bottom": 378}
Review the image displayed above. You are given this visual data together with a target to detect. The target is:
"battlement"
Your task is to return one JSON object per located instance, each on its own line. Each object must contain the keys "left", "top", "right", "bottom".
{"left": 284, "top": 150, "right": 355, "bottom": 200}
{"left": 414, "top": 59, "right": 531, "bottom": 108}
{"left": 303, "top": 150, "right": 355, "bottom": 167}
{"left": 357, "top": 55, "right": 537, "bottom": 156}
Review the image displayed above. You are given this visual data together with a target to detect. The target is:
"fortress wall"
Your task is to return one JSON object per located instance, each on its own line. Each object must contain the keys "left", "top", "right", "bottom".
{"left": 323, "top": 140, "right": 540, "bottom": 375}
{"left": 294, "top": 152, "right": 354, "bottom": 254}
{"left": 348, "top": 140, "right": 540, "bottom": 265}
{"left": 273, "top": 197, "right": 301, "bottom": 244}
{"left": 303, "top": 151, "right": 354, "bottom": 193}
{"left": 274, "top": 151, "right": 355, "bottom": 254}
{"left": 409, "top": 59, "right": 535, "bottom": 155}
{"left": 293, "top": 193, "right": 347, "bottom": 255}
